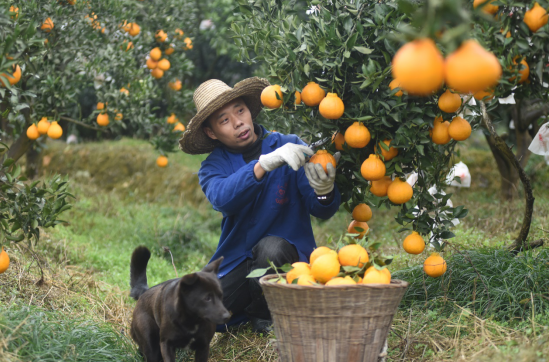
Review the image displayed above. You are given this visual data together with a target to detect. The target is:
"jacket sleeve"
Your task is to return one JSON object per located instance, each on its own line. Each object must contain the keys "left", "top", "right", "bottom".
{"left": 198, "top": 157, "right": 265, "bottom": 216}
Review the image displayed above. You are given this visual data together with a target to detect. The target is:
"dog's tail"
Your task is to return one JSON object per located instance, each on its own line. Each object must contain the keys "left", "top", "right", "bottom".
{"left": 130, "top": 246, "right": 151, "bottom": 300}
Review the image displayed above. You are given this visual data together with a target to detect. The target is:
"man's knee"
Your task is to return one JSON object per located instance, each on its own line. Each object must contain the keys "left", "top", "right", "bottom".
{"left": 252, "top": 236, "right": 299, "bottom": 267}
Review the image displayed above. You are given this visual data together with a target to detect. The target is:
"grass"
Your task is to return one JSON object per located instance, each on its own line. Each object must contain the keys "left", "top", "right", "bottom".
{"left": 1, "top": 133, "right": 548, "bottom": 361}
{"left": 0, "top": 306, "right": 139, "bottom": 362}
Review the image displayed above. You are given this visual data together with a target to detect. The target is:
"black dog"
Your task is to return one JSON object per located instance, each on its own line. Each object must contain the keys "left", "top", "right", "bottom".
{"left": 129, "top": 246, "right": 230, "bottom": 362}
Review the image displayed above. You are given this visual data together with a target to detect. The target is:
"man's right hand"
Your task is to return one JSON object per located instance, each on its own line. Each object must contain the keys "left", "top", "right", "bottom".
{"left": 258, "top": 143, "right": 314, "bottom": 172}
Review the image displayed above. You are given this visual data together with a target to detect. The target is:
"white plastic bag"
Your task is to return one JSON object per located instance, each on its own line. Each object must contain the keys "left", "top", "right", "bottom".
{"left": 446, "top": 161, "right": 471, "bottom": 187}
{"left": 406, "top": 172, "right": 418, "bottom": 187}
{"left": 528, "top": 122, "right": 549, "bottom": 156}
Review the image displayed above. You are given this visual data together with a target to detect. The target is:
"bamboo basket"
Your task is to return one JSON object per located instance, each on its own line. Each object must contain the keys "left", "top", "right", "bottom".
{"left": 259, "top": 274, "right": 408, "bottom": 362}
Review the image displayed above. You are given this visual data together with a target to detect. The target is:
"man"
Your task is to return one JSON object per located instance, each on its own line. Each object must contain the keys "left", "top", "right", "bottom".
{"left": 179, "top": 77, "right": 340, "bottom": 333}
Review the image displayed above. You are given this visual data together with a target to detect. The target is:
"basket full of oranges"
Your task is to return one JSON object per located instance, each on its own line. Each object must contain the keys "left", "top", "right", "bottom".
{"left": 258, "top": 243, "right": 408, "bottom": 362}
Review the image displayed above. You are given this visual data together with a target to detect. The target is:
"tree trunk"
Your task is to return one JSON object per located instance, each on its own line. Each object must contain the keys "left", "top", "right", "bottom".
{"left": 25, "top": 145, "right": 40, "bottom": 179}
{"left": 484, "top": 133, "right": 520, "bottom": 199}
{"left": 479, "top": 101, "right": 540, "bottom": 254}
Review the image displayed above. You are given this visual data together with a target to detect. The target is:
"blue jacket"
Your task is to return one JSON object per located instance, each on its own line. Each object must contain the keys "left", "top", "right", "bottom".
{"left": 198, "top": 126, "right": 341, "bottom": 279}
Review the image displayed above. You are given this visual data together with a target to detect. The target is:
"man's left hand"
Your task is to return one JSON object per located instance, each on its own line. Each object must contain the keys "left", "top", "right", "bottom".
{"left": 304, "top": 161, "right": 336, "bottom": 195}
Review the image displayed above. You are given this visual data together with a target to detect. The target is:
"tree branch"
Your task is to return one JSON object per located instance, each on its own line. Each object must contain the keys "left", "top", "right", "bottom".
{"left": 479, "top": 100, "right": 536, "bottom": 254}
{"left": 59, "top": 116, "right": 107, "bottom": 132}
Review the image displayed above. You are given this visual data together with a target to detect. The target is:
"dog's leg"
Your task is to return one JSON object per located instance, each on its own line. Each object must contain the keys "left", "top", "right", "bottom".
{"left": 160, "top": 342, "right": 176, "bottom": 362}
{"left": 194, "top": 346, "right": 210, "bottom": 362}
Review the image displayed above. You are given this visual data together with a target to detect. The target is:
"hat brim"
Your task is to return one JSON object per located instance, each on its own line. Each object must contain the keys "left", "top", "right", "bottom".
{"left": 179, "top": 77, "right": 270, "bottom": 155}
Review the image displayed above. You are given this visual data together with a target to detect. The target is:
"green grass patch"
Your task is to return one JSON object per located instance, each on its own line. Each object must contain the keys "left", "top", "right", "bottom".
{"left": 394, "top": 248, "right": 549, "bottom": 321}
{"left": 0, "top": 305, "right": 139, "bottom": 362}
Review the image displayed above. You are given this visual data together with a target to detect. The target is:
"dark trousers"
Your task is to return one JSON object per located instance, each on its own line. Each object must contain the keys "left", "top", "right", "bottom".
{"left": 220, "top": 236, "right": 299, "bottom": 322}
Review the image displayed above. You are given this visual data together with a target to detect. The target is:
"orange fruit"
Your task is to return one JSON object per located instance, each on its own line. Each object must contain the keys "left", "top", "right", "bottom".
{"left": 156, "top": 155, "right": 168, "bottom": 168}
{"left": 311, "top": 253, "right": 341, "bottom": 284}
{"left": 146, "top": 58, "right": 158, "bottom": 69}
{"left": 120, "top": 87, "right": 129, "bottom": 96}
{"left": 523, "top": 2, "right": 548, "bottom": 32}
{"left": 431, "top": 116, "right": 451, "bottom": 145}
{"left": 338, "top": 244, "right": 369, "bottom": 268}
{"left": 362, "top": 266, "right": 390, "bottom": 284}
{"left": 347, "top": 220, "right": 369, "bottom": 238}
{"left": 391, "top": 38, "right": 444, "bottom": 96}
{"left": 9, "top": 6, "right": 19, "bottom": 20}
{"left": 423, "top": 252, "right": 447, "bottom": 277}
{"left": 387, "top": 178, "right": 413, "bottom": 204}
{"left": 151, "top": 68, "right": 164, "bottom": 79}
{"left": 509, "top": 56, "right": 529, "bottom": 84}
{"left": 310, "top": 246, "right": 334, "bottom": 265}
{"left": 37, "top": 117, "right": 51, "bottom": 134}
{"left": 128, "top": 23, "right": 141, "bottom": 36}
{"left": 260, "top": 85, "right": 283, "bottom": 109}
{"left": 96, "top": 113, "right": 109, "bottom": 126}
{"left": 173, "top": 122, "right": 185, "bottom": 132}
{"left": 352, "top": 203, "right": 372, "bottom": 222}
{"left": 294, "top": 91, "right": 301, "bottom": 105}
{"left": 297, "top": 274, "right": 316, "bottom": 286}
{"left": 97, "top": 102, "right": 105, "bottom": 110}
{"left": 115, "top": 113, "right": 123, "bottom": 121}
{"left": 448, "top": 116, "right": 472, "bottom": 141}
{"left": 286, "top": 262, "right": 312, "bottom": 284}
{"left": 26, "top": 124, "right": 40, "bottom": 140}
{"left": 438, "top": 89, "right": 462, "bottom": 113}
{"left": 309, "top": 149, "right": 336, "bottom": 174}
{"left": 167, "top": 113, "right": 178, "bottom": 124}
{"left": 165, "top": 46, "right": 175, "bottom": 55}
{"left": 47, "top": 121, "right": 63, "bottom": 139}
{"left": 301, "top": 82, "right": 325, "bottom": 106}
{"left": 157, "top": 59, "right": 171, "bottom": 71}
{"left": 0, "top": 64, "right": 21, "bottom": 87}
{"left": 169, "top": 79, "right": 182, "bottom": 91}
{"left": 402, "top": 231, "right": 425, "bottom": 254}
{"left": 331, "top": 131, "right": 345, "bottom": 151}
{"left": 474, "top": 88, "right": 495, "bottom": 101}
{"left": 41, "top": 17, "right": 54, "bottom": 32}
{"left": 319, "top": 93, "right": 345, "bottom": 119}
{"left": 389, "top": 79, "right": 403, "bottom": 96}
{"left": 150, "top": 47, "right": 162, "bottom": 61}
{"left": 375, "top": 140, "right": 398, "bottom": 161}
{"left": 344, "top": 122, "right": 370, "bottom": 148}
{"left": 155, "top": 30, "right": 167, "bottom": 42}
{"left": 175, "top": 28, "right": 184, "bottom": 39}
{"left": 325, "top": 276, "right": 356, "bottom": 286}
{"left": 370, "top": 176, "right": 393, "bottom": 197}
{"left": 183, "top": 37, "right": 193, "bottom": 50}
{"left": 473, "top": 0, "right": 498, "bottom": 14}
{"left": 0, "top": 246, "right": 9, "bottom": 274}
{"left": 361, "top": 154, "right": 386, "bottom": 181}
{"left": 444, "top": 39, "right": 502, "bottom": 94}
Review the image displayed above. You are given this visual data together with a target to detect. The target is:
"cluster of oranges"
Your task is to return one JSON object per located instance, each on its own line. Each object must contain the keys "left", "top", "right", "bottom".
{"left": 26, "top": 117, "right": 63, "bottom": 140}
{"left": 283, "top": 244, "right": 391, "bottom": 286}
{"left": 121, "top": 20, "right": 141, "bottom": 37}
{"left": 154, "top": 114, "right": 186, "bottom": 168}
{"left": 84, "top": 12, "right": 105, "bottom": 33}
{"left": 95, "top": 102, "right": 123, "bottom": 127}
{"left": 261, "top": 81, "right": 345, "bottom": 120}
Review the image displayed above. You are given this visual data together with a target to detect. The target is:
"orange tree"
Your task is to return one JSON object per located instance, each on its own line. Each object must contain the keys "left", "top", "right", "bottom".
{"left": 232, "top": 0, "right": 549, "bottom": 261}
{"left": 0, "top": 0, "right": 199, "bottom": 249}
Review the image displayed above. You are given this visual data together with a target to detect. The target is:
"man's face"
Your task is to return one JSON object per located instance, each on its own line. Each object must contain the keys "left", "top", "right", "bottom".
{"left": 203, "top": 98, "right": 257, "bottom": 150}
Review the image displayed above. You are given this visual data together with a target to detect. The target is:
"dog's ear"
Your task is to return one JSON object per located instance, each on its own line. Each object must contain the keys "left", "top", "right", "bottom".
{"left": 179, "top": 273, "right": 199, "bottom": 286}
{"left": 202, "top": 256, "right": 224, "bottom": 275}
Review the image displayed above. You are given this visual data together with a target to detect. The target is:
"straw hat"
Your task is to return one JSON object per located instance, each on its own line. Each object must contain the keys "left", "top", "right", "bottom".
{"left": 179, "top": 77, "right": 270, "bottom": 154}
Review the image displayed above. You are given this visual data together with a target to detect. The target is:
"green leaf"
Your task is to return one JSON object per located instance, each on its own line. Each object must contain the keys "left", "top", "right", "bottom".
{"left": 246, "top": 267, "right": 271, "bottom": 278}
{"left": 353, "top": 46, "right": 373, "bottom": 54}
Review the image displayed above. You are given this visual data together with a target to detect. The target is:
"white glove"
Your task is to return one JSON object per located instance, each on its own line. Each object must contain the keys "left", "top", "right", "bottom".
{"left": 258, "top": 143, "right": 314, "bottom": 172}
{"left": 304, "top": 162, "right": 336, "bottom": 195}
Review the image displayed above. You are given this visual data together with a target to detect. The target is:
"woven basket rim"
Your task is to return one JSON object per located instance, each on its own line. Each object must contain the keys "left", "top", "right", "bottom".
{"left": 259, "top": 273, "right": 409, "bottom": 290}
